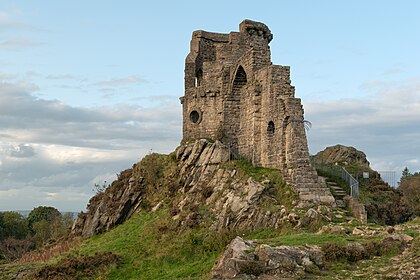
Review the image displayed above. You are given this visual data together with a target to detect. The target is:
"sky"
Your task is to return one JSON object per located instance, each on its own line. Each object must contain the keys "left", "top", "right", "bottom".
{"left": 1, "top": 1, "right": 419, "bottom": 211}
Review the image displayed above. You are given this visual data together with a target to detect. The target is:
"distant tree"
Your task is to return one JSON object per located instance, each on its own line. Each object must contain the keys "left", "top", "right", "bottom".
{"left": 32, "top": 220, "right": 51, "bottom": 247}
{"left": 0, "top": 212, "right": 29, "bottom": 240}
{"left": 399, "top": 173, "right": 420, "bottom": 216}
{"left": 402, "top": 167, "right": 411, "bottom": 178}
{"left": 27, "top": 206, "right": 61, "bottom": 232}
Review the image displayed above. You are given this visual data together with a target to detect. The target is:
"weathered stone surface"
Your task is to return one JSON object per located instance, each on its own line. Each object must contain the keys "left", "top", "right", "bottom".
{"left": 211, "top": 237, "right": 324, "bottom": 279}
{"left": 180, "top": 20, "right": 334, "bottom": 207}
{"left": 72, "top": 170, "right": 145, "bottom": 237}
{"left": 343, "top": 195, "right": 368, "bottom": 224}
{"left": 311, "top": 144, "right": 370, "bottom": 167}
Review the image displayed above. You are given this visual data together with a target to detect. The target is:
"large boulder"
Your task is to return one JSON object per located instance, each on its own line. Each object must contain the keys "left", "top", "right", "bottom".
{"left": 312, "top": 144, "right": 370, "bottom": 167}
{"left": 211, "top": 237, "right": 324, "bottom": 279}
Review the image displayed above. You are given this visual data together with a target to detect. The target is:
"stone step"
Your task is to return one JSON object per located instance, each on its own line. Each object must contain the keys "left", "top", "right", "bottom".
{"left": 334, "top": 193, "right": 347, "bottom": 197}
{"left": 334, "top": 190, "right": 347, "bottom": 194}
{"left": 327, "top": 181, "right": 338, "bottom": 186}
{"left": 335, "top": 200, "right": 346, "bottom": 208}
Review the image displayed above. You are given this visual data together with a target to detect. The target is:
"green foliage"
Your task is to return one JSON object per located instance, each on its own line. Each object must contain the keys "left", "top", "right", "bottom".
{"left": 239, "top": 261, "right": 265, "bottom": 276}
{"left": 29, "top": 252, "right": 121, "bottom": 279}
{"left": 402, "top": 166, "right": 411, "bottom": 178}
{"left": 0, "top": 212, "right": 29, "bottom": 240}
{"left": 133, "top": 153, "right": 179, "bottom": 205}
{"left": 360, "top": 183, "right": 413, "bottom": 225}
{"left": 27, "top": 206, "right": 61, "bottom": 231}
{"left": 321, "top": 238, "right": 404, "bottom": 263}
{"left": 249, "top": 232, "right": 359, "bottom": 247}
{"left": 134, "top": 153, "right": 173, "bottom": 186}
{"left": 224, "top": 159, "right": 276, "bottom": 182}
{"left": 399, "top": 173, "right": 420, "bottom": 216}
{"left": 224, "top": 159, "right": 296, "bottom": 211}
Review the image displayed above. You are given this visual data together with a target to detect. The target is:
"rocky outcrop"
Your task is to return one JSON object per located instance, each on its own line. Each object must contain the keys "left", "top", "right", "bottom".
{"left": 72, "top": 169, "right": 145, "bottom": 237}
{"left": 72, "top": 139, "right": 334, "bottom": 237}
{"left": 211, "top": 237, "right": 324, "bottom": 279}
{"left": 312, "top": 144, "right": 370, "bottom": 167}
{"left": 175, "top": 140, "right": 286, "bottom": 231}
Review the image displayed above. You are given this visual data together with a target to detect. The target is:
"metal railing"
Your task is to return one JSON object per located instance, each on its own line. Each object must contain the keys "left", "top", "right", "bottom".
{"left": 341, "top": 167, "right": 359, "bottom": 198}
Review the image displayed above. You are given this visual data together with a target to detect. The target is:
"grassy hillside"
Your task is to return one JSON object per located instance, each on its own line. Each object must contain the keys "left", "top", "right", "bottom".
{"left": 20, "top": 211, "right": 418, "bottom": 279}
{"left": 31, "top": 209, "right": 232, "bottom": 280}
{"left": 76, "top": 210, "right": 225, "bottom": 279}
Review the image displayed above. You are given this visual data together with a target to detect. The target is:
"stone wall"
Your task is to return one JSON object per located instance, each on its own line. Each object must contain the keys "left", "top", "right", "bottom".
{"left": 180, "top": 20, "right": 334, "bottom": 206}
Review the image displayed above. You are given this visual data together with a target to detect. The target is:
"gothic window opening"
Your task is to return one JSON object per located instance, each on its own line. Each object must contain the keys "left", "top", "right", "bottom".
{"left": 232, "top": 66, "right": 247, "bottom": 93}
{"left": 195, "top": 69, "right": 203, "bottom": 87}
{"left": 267, "top": 121, "right": 275, "bottom": 136}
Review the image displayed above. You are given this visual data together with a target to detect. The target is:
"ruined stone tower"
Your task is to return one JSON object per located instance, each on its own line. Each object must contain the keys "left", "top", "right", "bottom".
{"left": 180, "top": 20, "right": 334, "bottom": 205}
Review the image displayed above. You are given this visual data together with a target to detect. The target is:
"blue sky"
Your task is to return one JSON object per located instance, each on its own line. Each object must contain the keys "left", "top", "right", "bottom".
{"left": 1, "top": 1, "right": 419, "bottom": 211}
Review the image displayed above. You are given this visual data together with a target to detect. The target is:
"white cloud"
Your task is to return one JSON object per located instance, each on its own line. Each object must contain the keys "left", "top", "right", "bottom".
{"left": 306, "top": 76, "right": 420, "bottom": 173}
{"left": 0, "top": 79, "right": 181, "bottom": 211}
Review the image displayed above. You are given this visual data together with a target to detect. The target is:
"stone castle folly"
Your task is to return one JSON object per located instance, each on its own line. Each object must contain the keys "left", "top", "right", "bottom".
{"left": 180, "top": 20, "right": 334, "bottom": 206}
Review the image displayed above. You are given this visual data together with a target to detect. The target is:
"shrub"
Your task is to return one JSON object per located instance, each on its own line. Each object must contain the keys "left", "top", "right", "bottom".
{"left": 28, "top": 252, "right": 121, "bottom": 279}
{"left": 239, "top": 261, "right": 266, "bottom": 276}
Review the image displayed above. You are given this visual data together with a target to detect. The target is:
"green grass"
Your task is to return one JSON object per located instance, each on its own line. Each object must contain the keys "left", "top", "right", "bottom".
{"left": 223, "top": 159, "right": 297, "bottom": 209}
{"left": 223, "top": 159, "right": 278, "bottom": 182}
{"left": 246, "top": 231, "right": 377, "bottom": 247}
{"left": 65, "top": 209, "right": 229, "bottom": 280}
{"left": 0, "top": 262, "right": 42, "bottom": 279}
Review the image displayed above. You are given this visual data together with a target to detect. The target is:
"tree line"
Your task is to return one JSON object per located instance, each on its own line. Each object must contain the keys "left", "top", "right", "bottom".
{"left": 0, "top": 206, "right": 73, "bottom": 261}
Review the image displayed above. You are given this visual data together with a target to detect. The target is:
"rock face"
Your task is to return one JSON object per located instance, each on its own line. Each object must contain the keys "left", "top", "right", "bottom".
{"left": 174, "top": 139, "right": 292, "bottom": 231}
{"left": 312, "top": 144, "right": 370, "bottom": 167}
{"left": 72, "top": 139, "right": 333, "bottom": 237}
{"left": 211, "top": 237, "right": 324, "bottom": 279}
{"left": 72, "top": 169, "right": 145, "bottom": 237}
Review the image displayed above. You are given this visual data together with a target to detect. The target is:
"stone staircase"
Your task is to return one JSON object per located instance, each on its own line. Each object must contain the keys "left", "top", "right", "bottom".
{"left": 325, "top": 180, "right": 348, "bottom": 208}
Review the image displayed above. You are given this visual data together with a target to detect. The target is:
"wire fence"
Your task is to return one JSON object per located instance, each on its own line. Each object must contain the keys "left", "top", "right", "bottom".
{"left": 378, "top": 171, "right": 397, "bottom": 188}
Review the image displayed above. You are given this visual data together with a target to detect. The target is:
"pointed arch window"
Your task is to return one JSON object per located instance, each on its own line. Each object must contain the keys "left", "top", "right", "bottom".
{"left": 232, "top": 66, "right": 247, "bottom": 93}
{"left": 195, "top": 69, "right": 203, "bottom": 87}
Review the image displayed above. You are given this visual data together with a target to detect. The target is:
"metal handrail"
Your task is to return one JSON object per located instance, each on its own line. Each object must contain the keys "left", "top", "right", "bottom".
{"left": 341, "top": 167, "right": 359, "bottom": 198}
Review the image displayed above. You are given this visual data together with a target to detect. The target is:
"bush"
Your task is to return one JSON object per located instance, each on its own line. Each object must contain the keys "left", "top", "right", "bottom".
{"left": 321, "top": 238, "right": 405, "bottom": 264}
{"left": 239, "top": 261, "right": 266, "bottom": 276}
{"left": 399, "top": 174, "right": 420, "bottom": 216}
{"left": 362, "top": 184, "right": 413, "bottom": 225}
{"left": 0, "top": 212, "right": 29, "bottom": 240}
{"left": 29, "top": 252, "right": 121, "bottom": 279}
